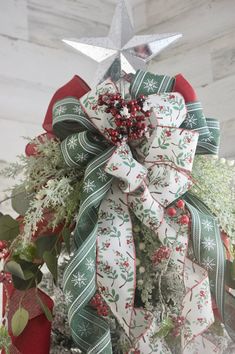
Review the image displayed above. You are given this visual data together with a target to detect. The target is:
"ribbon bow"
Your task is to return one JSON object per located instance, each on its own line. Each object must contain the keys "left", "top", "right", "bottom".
{"left": 48, "top": 71, "right": 224, "bottom": 353}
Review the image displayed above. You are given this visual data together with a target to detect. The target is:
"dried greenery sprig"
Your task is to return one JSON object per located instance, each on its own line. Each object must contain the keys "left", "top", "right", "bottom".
{"left": 191, "top": 155, "right": 235, "bottom": 240}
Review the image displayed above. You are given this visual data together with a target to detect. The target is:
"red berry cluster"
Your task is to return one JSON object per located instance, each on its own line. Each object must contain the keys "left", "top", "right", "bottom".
{"left": 0, "top": 240, "right": 10, "bottom": 260}
{"left": 90, "top": 293, "right": 109, "bottom": 317}
{"left": 152, "top": 245, "right": 171, "bottom": 266}
{"left": 167, "top": 200, "right": 190, "bottom": 225}
{"left": 171, "top": 316, "right": 185, "bottom": 337}
{"left": 0, "top": 271, "right": 12, "bottom": 284}
{"left": 97, "top": 92, "right": 152, "bottom": 144}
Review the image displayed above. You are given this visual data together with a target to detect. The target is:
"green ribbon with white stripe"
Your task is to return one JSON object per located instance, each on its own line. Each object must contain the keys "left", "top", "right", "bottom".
{"left": 181, "top": 102, "right": 220, "bottom": 155}
{"left": 184, "top": 193, "right": 225, "bottom": 320}
{"left": 130, "top": 70, "right": 220, "bottom": 156}
{"left": 53, "top": 97, "right": 114, "bottom": 353}
{"left": 130, "top": 69, "right": 175, "bottom": 98}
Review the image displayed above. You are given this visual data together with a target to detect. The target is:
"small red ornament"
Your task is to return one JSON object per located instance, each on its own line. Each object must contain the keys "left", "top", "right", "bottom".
{"left": 179, "top": 214, "right": 190, "bottom": 225}
{"left": 167, "top": 207, "right": 177, "bottom": 217}
{"left": 176, "top": 199, "right": 185, "bottom": 209}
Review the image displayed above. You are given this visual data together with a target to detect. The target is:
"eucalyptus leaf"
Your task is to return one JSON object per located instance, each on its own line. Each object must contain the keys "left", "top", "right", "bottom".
{"left": 12, "top": 270, "right": 43, "bottom": 291}
{"left": 0, "top": 215, "right": 19, "bottom": 241}
{"left": 4, "top": 261, "right": 25, "bottom": 280}
{"left": 35, "top": 234, "right": 57, "bottom": 258}
{"left": 43, "top": 251, "right": 58, "bottom": 284}
{"left": 231, "top": 259, "right": 235, "bottom": 280}
{"left": 36, "top": 295, "right": 53, "bottom": 321}
{"left": 226, "top": 260, "right": 235, "bottom": 288}
{"left": 11, "top": 307, "right": 29, "bottom": 337}
{"left": 62, "top": 228, "right": 71, "bottom": 254}
{"left": 11, "top": 185, "right": 31, "bottom": 216}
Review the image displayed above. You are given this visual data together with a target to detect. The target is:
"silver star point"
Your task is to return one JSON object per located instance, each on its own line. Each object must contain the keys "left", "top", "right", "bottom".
{"left": 63, "top": 0, "right": 182, "bottom": 84}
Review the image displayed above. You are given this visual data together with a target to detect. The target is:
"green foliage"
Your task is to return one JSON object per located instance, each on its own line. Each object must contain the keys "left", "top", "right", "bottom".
{"left": 0, "top": 325, "right": 11, "bottom": 354}
{"left": 152, "top": 318, "right": 174, "bottom": 339}
{"left": 0, "top": 214, "right": 19, "bottom": 241}
{"left": 11, "top": 184, "right": 31, "bottom": 216}
{"left": 11, "top": 307, "right": 29, "bottom": 337}
{"left": 36, "top": 295, "right": 53, "bottom": 321}
{"left": 62, "top": 227, "right": 71, "bottom": 254}
{"left": 191, "top": 155, "right": 235, "bottom": 240}
{"left": 35, "top": 235, "right": 58, "bottom": 258}
{"left": 43, "top": 251, "right": 58, "bottom": 284}
{"left": 5, "top": 259, "right": 43, "bottom": 290}
{"left": 0, "top": 137, "right": 84, "bottom": 290}
{"left": 12, "top": 242, "right": 37, "bottom": 262}
{"left": 225, "top": 260, "right": 235, "bottom": 289}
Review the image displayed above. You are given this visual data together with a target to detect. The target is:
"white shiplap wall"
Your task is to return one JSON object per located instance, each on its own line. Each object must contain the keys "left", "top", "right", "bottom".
{"left": 0, "top": 0, "right": 235, "bottom": 161}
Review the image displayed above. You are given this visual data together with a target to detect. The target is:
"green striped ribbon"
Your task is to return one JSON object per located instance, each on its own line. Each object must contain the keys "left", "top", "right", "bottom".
{"left": 53, "top": 97, "right": 98, "bottom": 139}
{"left": 181, "top": 102, "right": 220, "bottom": 155}
{"left": 130, "top": 69, "right": 175, "bottom": 98}
{"left": 53, "top": 97, "right": 114, "bottom": 353}
{"left": 130, "top": 71, "right": 220, "bottom": 156}
{"left": 184, "top": 193, "right": 225, "bottom": 320}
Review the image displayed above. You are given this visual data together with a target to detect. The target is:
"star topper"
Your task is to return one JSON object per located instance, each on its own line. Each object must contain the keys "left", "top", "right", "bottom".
{"left": 63, "top": 0, "right": 182, "bottom": 84}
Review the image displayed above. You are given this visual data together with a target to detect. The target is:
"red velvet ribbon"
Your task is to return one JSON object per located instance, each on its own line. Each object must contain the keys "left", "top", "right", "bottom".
{"left": 25, "top": 75, "right": 90, "bottom": 157}
{"left": 173, "top": 74, "right": 198, "bottom": 103}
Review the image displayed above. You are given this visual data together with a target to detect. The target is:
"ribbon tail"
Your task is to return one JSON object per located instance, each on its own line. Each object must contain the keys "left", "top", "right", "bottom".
{"left": 63, "top": 148, "right": 114, "bottom": 354}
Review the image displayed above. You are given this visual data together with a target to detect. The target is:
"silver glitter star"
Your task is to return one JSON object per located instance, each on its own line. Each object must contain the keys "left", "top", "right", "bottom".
{"left": 63, "top": 0, "right": 182, "bottom": 84}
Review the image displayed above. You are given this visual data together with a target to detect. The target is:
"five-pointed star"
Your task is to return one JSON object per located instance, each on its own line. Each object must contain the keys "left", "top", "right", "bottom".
{"left": 63, "top": 0, "right": 182, "bottom": 84}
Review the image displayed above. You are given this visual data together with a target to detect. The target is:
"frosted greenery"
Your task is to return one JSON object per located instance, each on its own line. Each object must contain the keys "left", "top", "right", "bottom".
{"left": 191, "top": 155, "right": 235, "bottom": 242}
{"left": 0, "top": 137, "right": 84, "bottom": 243}
{"left": 0, "top": 325, "right": 11, "bottom": 354}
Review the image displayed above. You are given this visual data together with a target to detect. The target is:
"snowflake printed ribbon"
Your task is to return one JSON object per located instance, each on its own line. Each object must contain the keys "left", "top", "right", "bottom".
{"left": 51, "top": 71, "right": 225, "bottom": 353}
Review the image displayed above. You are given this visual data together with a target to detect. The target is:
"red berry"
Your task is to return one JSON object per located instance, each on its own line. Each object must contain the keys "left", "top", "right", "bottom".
{"left": 179, "top": 215, "right": 190, "bottom": 225}
{"left": 141, "top": 123, "right": 147, "bottom": 130}
{"left": 0, "top": 241, "right": 7, "bottom": 250}
{"left": 110, "top": 130, "right": 118, "bottom": 137}
{"left": 167, "top": 207, "right": 177, "bottom": 217}
{"left": 126, "top": 120, "right": 133, "bottom": 127}
{"left": 111, "top": 136, "right": 118, "bottom": 143}
{"left": 110, "top": 108, "right": 117, "bottom": 115}
{"left": 136, "top": 122, "right": 142, "bottom": 129}
{"left": 1, "top": 250, "right": 10, "bottom": 260}
{"left": 115, "top": 119, "right": 122, "bottom": 127}
{"left": 145, "top": 111, "right": 151, "bottom": 117}
{"left": 176, "top": 199, "right": 185, "bottom": 209}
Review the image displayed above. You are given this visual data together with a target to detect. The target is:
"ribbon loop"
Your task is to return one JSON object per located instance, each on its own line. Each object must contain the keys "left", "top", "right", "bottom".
{"left": 52, "top": 97, "right": 97, "bottom": 139}
{"left": 144, "top": 92, "right": 187, "bottom": 129}
{"left": 130, "top": 70, "right": 175, "bottom": 98}
{"left": 105, "top": 143, "right": 147, "bottom": 193}
{"left": 138, "top": 127, "right": 198, "bottom": 171}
